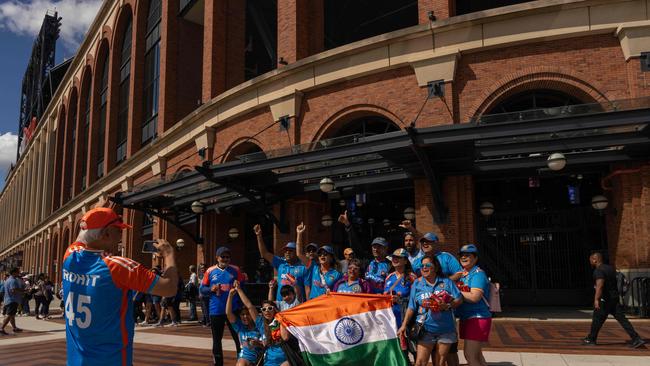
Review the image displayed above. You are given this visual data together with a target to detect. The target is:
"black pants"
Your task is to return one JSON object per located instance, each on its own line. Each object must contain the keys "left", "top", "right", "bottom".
{"left": 209, "top": 314, "right": 241, "bottom": 366}
{"left": 41, "top": 299, "right": 51, "bottom": 316}
{"left": 588, "top": 300, "right": 640, "bottom": 341}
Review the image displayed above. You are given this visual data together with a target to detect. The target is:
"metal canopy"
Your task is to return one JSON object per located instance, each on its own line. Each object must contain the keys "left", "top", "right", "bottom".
{"left": 112, "top": 97, "right": 650, "bottom": 232}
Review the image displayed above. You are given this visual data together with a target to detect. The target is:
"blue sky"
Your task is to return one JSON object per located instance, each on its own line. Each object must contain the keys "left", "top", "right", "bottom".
{"left": 0, "top": 0, "right": 101, "bottom": 188}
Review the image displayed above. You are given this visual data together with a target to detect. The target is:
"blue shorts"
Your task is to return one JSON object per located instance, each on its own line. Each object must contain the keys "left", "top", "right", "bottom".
{"left": 238, "top": 349, "right": 260, "bottom": 363}
{"left": 418, "top": 330, "right": 457, "bottom": 345}
{"left": 264, "top": 346, "right": 287, "bottom": 366}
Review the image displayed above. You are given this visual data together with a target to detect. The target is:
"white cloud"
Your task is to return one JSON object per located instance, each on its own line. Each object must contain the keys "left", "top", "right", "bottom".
{"left": 0, "top": 0, "right": 102, "bottom": 52}
{"left": 0, "top": 132, "right": 17, "bottom": 179}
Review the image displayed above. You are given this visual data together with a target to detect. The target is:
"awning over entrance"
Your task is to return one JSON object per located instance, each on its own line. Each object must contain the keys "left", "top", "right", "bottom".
{"left": 112, "top": 97, "right": 650, "bottom": 234}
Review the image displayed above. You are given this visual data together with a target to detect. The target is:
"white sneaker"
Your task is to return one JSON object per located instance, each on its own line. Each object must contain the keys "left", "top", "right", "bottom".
{"left": 170, "top": 322, "right": 179, "bottom": 327}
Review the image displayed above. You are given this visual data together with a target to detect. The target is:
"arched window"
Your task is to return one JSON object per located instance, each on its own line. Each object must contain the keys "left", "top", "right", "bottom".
{"left": 98, "top": 52, "right": 109, "bottom": 178}
{"left": 116, "top": 15, "right": 133, "bottom": 163}
{"left": 332, "top": 116, "right": 399, "bottom": 138}
{"left": 487, "top": 90, "right": 583, "bottom": 115}
{"left": 142, "top": 0, "right": 161, "bottom": 144}
{"left": 80, "top": 72, "right": 91, "bottom": 191}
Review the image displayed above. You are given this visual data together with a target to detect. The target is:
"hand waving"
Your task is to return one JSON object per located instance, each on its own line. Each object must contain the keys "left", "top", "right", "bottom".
{"left": 296, "top": 222, "right": 306, "bottom": 235}
{"left": 253, "top": 224, "right": 262, "bottom": 236}
{"left": 338, "top": 210, "right": 350, "bottom": 226}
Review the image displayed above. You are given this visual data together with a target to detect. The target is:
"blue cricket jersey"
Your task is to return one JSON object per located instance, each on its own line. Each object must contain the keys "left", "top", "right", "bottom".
{"left": 63, "top": 242, "right": 159, "bottom": 366}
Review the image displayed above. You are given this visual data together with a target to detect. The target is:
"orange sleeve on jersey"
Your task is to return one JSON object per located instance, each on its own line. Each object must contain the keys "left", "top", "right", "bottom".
{"left": 103, "top": 257, "right": 157, "bottom": 293}
{"left": 201, "top": 268, "right": 212, "bottom": 286}
{"left": 63, "top": 242, "right": 87, "bottom": 262}
{"left": 230, "top": 265, "right": 247, "bottom": 282}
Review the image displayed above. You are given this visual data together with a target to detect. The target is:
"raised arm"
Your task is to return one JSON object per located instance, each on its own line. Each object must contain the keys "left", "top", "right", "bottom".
{"left": 338, "top": 211, "right": 364, "bottom": 258}
{"left": 226, "top": 287, "right": 237, "bottom": 324}
{"left": 234, "top": 280, "right": 258, "bottom": 319}
{"left": 254, "top": 224, "right": 275, "bottom": 264}
{"left": 295, "top": 222, "right": 309, "bottom": 265}
{"left": 268, "top": 279, "right": 277, "bottom": 302}
{"left": 399, "top": 220, "right": 422, "bottom": 240}
{"left": 150, "top": 239, "right": 179, "bottom": 297}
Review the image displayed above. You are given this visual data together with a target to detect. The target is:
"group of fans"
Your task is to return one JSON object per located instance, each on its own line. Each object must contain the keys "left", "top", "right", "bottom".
{"left": 201, "top": 211, "right": 494, "bottom": 366}
{"left": 52, "top": 206, "right": 496, "bottom": 366}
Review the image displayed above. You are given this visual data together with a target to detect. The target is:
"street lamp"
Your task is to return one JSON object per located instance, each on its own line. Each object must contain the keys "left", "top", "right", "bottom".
{"left": 228, "top": 227, "right": 240, "bottom": 239}
{"left": 591, "top": 195, "right": 609, "bottom": 211}
{"left": 480, "top": 202, "right": 495, "bottom": 217}
{"left": 319, "top": 178, "right": 335, "bottom": 193}
{"left": 339, "top": 199, "right": 346, "bottom": 207}
{"left": 176, "top": 239, "right": 185, "bottom": 250}
{"left": 382, "top": 219, "right": 391, "bottom": 227}
{"left": 547, "top": 153, "right": 566, "bottom": 171}
{"left": 367, "top": 218, "right": 375, "bottom": 224}
{"left": 403, "top": 207, "right": 415, "bottom": 220}
{"left": 191, "top": 201, "right": 205, "bottom": 214}
{"left": 321, "top": 215, "right": 334, "bottom": 227}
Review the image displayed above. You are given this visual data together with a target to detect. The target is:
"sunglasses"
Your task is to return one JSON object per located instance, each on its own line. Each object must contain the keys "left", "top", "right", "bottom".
{"left": 318, "top": 252, "right": 330, "bottom": 257}
{"left": 391, "top": 257, "right": 402, "bottom": 262}
{"left": 219, "top": 255, "right": 231, "bottom": 259}
{"left": 458, "top": 253, "right": 474, "bottom": 257}
{"left": 348, "top": 266, "right": 359, "bottom": 271}
{"left": 261, "top": 306, "right": 275, "bottom": 312}
{"left": 421, "top": 263, "right": 435, "bottom": 269}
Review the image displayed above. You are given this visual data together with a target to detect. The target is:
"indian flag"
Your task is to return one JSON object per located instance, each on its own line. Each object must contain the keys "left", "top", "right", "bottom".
{"left": 276, "top": 293, "right": 408, "bottom": 366}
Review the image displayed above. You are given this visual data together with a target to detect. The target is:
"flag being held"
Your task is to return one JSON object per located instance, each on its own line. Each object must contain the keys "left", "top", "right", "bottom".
{"left": 276, "top": 293, "right": 408, "bottom": 366}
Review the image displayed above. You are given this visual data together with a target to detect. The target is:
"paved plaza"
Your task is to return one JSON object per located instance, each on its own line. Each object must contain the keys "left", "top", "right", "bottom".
{"left": 0, "top": 307, "right": 648, "bottom": 365}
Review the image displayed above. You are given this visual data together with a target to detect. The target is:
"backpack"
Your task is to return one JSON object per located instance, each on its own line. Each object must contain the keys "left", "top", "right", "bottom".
{"left": 616, "top": 271, "right": 629, "bottom": 295}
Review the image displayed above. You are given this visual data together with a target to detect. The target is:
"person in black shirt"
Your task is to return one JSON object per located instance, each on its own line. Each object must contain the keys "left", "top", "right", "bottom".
{"left": 583, "top": 252, "right": 645, "bottom": 348}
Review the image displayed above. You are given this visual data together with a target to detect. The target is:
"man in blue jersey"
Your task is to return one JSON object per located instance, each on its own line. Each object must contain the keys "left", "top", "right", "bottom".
{"left": 365, "top": 237, "right": 391, "bottom": 294}
{"left": 1, "top": 267, "right": 24, "bottom": 335}
{"left": 413, "top": 232, "right": 463, "bottom": 280}
{"left": 200, "top": 246, "right": 245, "bottom": 366}
{"left": 63, "top": 207, "right": 179, "bottom": 366}
{"left": 255, "top": 224, "right": 308, "bottom": 302}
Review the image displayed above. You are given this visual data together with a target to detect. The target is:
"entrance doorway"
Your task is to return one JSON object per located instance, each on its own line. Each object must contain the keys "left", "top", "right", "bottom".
{"left": 476, "top": 173, "right": 607, "bottom": 306}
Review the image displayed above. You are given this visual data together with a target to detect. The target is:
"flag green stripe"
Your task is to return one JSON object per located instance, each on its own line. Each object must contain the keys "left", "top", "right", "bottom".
{"left": 302, "top": 338, "right": 408, "bottom": 366}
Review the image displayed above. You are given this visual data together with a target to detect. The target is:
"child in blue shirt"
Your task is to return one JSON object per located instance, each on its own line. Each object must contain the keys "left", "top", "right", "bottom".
{"left": 226, "top": 281, "right": 264, "bottom": 366}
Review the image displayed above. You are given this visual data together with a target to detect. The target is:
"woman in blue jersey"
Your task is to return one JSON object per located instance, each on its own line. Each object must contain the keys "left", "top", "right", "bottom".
{"left": 456, "top": 244, "right": 491, "bottom": 366}
{"left": 259, "top": 300, "right": 289, "bottom": 366}
{"left": 226, "top": 281, "right": 264, "bottom": 366}
{"left": 397, "top": 254, "right": 463, "bottom": 366}
{"left": 384, "top": 248, "right": 417, "bottom": 361}
{"left": 307, "top": 245, "right": 342, "bottom": 300}
{"left": 384, "top": 248, "right": 417, "bottom": 325}
{"left": 333, "top": 258, "right": 371, "bottom": 293}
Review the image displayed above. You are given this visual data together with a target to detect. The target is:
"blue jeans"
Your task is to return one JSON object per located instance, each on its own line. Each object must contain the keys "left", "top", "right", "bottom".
{"left": 20, "top": 298, "right": 30, "bottom": 315}
{"left": 188, "top": 298, "right": 197, "bottom": 320}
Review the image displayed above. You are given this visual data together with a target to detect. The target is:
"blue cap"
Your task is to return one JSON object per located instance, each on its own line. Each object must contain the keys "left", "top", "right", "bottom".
{"left": 391, "top": 248, "right": 409, "bottom": 258}
{"left": 371, "top": 237, "right": 389, "bottom": 247}
{"left": 283, "top": 242, "right": 297, "bottom": 250}
{"left": 419, "top": 232, "right": 439, "bottom": 243}
{"left": 216, "top": 246, "right": 231, "bottom": 256}
{"left": 459, "top": 244, "right": 478, "bottom": 254}
{"left": 305, "top": 243, "right": 318, "bottom": 250}
{"left": 318, "top": 245, "right": 335, "bottom": 255}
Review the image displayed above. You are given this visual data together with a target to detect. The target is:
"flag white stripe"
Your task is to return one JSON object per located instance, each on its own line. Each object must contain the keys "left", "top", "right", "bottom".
{"left": 286, "top": 307, "right": 398, "bottom": 355}
{"left": 107, "top": 256, "right": 138, "bottom": 269}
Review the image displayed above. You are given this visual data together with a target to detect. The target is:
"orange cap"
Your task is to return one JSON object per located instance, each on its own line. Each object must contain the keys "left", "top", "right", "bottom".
{"left": 79, "top": 207, "right": 132, "bottom": 230}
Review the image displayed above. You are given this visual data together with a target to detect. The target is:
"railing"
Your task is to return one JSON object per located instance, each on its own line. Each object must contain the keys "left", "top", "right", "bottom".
{"left": 627, "top": 277, "right": 650, "bottom": 318}
{"left": 473, "top": 96, "right": 650, "bottom": 125}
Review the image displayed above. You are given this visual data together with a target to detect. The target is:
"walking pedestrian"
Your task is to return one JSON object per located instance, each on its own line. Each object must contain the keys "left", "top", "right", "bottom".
{"left": 583, "top": 252, "right": 645, "bottom": 348}
{"left": 1, "top": 267, "right": 25, "bottom": 335}
{"left": 255, "top": 224, "right": 308, "bottom": 302}
{"left": 456, "top": 244, "right": 492, "bottom": 366}
{"left": 187, "top": 265, "right": 199, "bottom": 321}
{"left": 397, "top": 254, "right": 463, "bottom": 366}
{"left": 199, "top": 246, "right": 244, "bottom": 366}
{"left": 62, "top": 207, "right": 179, "bottom": 365}
{"left": 34, "top": 273, "right": 47, "bottom": 319}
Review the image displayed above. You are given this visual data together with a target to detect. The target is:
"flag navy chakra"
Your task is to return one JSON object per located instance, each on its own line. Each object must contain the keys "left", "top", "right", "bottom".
{"left": 276, "top": 293, "right": 408, "bottom": 366}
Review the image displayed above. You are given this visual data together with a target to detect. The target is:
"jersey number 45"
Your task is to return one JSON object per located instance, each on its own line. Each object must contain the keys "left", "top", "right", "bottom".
{"left": 65, "top": 291, "right": 92, "bottom": 329}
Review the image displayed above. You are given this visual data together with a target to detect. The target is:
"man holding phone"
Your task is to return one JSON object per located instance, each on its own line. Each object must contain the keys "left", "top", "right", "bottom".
{"left": 63, "top": 207, "right": 179, "bottom": 366}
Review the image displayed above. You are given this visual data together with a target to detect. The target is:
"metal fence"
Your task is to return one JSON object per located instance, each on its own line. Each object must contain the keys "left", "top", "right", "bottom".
{"left": 626, "top": 277, "right": 650, "bottom": 318}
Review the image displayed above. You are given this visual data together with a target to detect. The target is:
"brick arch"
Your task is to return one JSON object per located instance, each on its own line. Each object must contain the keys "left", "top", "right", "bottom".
{"left": 100, "top": 25, "right": 113, "bottom": 47}
{"left": 170, "top": 165, "right": 195, "bottom": 178}
{"left": 221, "top": 138, "right": 265, "bottom": 163}
{"left": 467, "top": 68, "right": 609, "bottom": 120}
{"left": 311, "top": 104, "right": 406, "bottom": 142}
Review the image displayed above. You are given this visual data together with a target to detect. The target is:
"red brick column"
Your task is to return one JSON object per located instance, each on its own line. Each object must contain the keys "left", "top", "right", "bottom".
{"left": 202, "top": 0, "right": 246, "bottom": 102}
{"left": 72, "top": 80, "right": 88, "bottom": 195}
{"left": 414, "top": 175, "right": 475, "bottom": 253}
{"left": 277, "top": 0, "right": 323, "bottom": 64}
{"left": 51, "top": 109, "right": 66, "bottom": 211}
{"left": 60, "top": 93, "right": 77, "bottom": 204}
{"left": 158, "top": 0, "right": 180, "bottom": 135}
{"left": 418, "top": 0, "right": 453, "bottom": 23}
{"left": 606, "top": 164, "right": 650, "bottom": 269}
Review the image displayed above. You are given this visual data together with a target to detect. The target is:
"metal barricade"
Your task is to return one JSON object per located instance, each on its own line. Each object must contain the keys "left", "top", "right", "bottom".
{"left": 628, "top": 277, "right": 650, "bottom": 318}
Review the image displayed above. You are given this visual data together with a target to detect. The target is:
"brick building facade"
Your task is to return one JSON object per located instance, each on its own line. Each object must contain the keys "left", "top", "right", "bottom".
{"left": 0, "top": 0, "right": 649, "bottom": 306}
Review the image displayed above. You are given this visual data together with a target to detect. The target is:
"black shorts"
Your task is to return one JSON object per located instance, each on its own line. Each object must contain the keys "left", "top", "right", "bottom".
{"left": 161, "top": 297, "right": 176, "bottom": 307}
{"left": 3, "top": 302, "right": 18, "bottom": 317}
{"left": 449, "top": 341, "right": 458, "bottom": 354}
